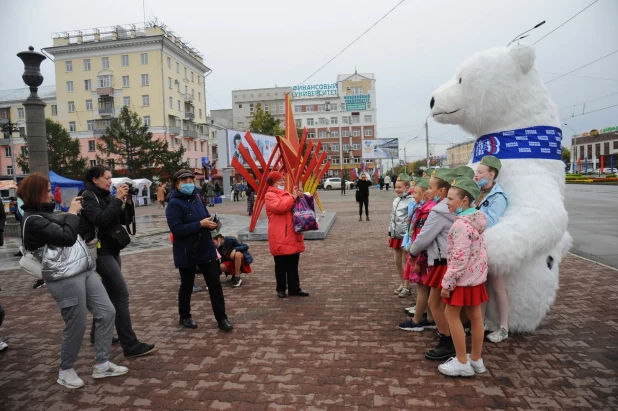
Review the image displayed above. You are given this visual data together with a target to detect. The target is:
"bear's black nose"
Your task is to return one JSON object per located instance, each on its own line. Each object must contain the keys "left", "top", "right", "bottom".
{"left": 430, "top": 97, "right": 435, "bottom": 109}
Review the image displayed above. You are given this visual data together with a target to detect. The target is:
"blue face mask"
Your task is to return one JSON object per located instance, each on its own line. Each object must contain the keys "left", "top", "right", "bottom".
{"left": 180, "top": 183, "right": 195, "bottom": 195}
{"left": 276, "top": 185, "right": 285, "bottom": 190}
{"left": 476, "top": 179, "right": 488, "bottom": 188}
{"left": 433, "top": 195, "right": 441, "bottom": 203}
{"left": 456, "top": 207, "right": 463, "bottom": 214}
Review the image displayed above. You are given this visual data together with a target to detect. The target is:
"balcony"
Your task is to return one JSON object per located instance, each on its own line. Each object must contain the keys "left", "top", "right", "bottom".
{"left": 99, "top": 107, "right": 114, "bottom": 116}
{"left": 169, "top": 126, "right": 181, "bottom": 135}
{"left": 184, "top": 112, "right": 195, "bottom": 120}
{"left": 183, "top": 129, "right": 198, "bottom": 138}
{"left": 97, "top": 87, "right": 113, "bottom": 96}
{"left": 181, "top": 93, "right": 194, "bottom": 103}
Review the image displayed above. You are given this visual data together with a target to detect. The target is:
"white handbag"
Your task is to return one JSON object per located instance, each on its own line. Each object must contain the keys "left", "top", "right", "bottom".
{"left": 19, "top": 216, "right": 44, "bottom": 280}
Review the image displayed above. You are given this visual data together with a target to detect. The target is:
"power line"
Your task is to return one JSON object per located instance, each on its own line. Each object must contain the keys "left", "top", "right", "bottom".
{"left": 296, "top": 0, "right": 406, "bottom": 86}
{"left": 542, "top": 71, "right": 618, "bottom": 82}
{"left": 205, "top": 90, "right": 224, "bottom": 109}
{"left": 533, "top": 0, "right": 599, "bottom": 45}
{"left": 545, "top": 48, "right": 618, "bottom": 84}
{"left": 558, "top": 91, "right": 618, "bottom": 109}
{"left": 561, "top": 103, "right": 618, "bottom": 120}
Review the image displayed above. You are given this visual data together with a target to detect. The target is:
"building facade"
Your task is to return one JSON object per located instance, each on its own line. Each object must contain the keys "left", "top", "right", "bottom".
{"left": 570, "top": 126, "right": 618, "bottom": 172}
{"left": 445, "top": 140, "right": 475, "bottom": 168}
{"left": 231, "top": 87, "right": 291, "bottom": 131}
{"left": 0, "top": 86, "right": 58, "bottom": 179}
{"left": 41, "top": 22, "right": 211, "bottom": 175}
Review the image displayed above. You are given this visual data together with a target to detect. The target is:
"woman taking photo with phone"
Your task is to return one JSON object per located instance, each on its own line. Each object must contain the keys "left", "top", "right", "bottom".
{"left": 19, "top": 172, "right": 127, "bottom": 389}
{"left": 166, "top": 169, "right": 232, "bottom": 331}
{"left": 80, "top": 166, "right": 156, "bottom": 358}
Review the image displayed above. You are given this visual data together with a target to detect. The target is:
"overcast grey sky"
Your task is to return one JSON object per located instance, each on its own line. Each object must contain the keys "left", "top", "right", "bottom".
{"left": 2, "top": 0, "right": 617, "bottom": 159}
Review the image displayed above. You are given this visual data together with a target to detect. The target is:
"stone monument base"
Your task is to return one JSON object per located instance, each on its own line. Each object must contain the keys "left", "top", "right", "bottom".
{"left": 237, "top": 212, "right": 336, "bottom": 241}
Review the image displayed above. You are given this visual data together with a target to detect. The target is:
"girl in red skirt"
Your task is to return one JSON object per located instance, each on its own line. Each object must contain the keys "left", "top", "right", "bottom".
{"left": 439, "top": 177, "right": 489, "bottom": 377}
{"left": 388, "top": 174, "right": 414, "bottom": 296}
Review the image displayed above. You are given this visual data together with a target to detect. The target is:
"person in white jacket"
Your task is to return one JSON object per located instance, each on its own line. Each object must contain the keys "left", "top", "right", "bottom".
{"left": 388, "top": 174, "right": 414, "bottom": 297}
{"left": 383, "top": 174, "right": 391, "bottom": 191}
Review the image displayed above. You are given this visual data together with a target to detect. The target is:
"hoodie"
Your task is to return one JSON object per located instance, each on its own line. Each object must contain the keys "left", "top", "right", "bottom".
{"left": 441, "top": 209, "right": 488, "bottom": 291}
{"left": 408, "top": 199, "right": 456, "bottom": 265}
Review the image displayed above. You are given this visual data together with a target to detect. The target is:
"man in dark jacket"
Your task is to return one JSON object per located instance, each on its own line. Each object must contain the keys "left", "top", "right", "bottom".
{"left": 356, "top": 173, "right": 372, "bottom": 222}
{"left": 212, "top": 231, "right": 252, "bottom": 287}
{"left": 379, "top": 176, "right": 384, "bottom": 190}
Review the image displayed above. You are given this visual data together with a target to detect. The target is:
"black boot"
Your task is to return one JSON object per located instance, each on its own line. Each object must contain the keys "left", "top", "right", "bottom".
{"left": 425, "top": 333, "right": 455, "bottom": 361}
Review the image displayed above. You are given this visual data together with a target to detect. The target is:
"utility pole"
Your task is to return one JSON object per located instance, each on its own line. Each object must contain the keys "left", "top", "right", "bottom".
{"left": 425, "top": 116, "right": 430, "bottom": 168}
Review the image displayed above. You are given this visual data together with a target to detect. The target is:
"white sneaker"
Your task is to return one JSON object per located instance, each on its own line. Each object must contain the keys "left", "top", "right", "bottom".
{"left": 487, "top": 327, "right": 508, "bottom": 343}
{"left": 404, "top": 305, "right": 416, "bottom": 314}
{"left": 398, "top": 287, "right": 411, "bottom": 298}
{"left": 393, "top": 285, "right": 404, "bottom": 295}
{"left": 92, "top": 362, "right": 129, "bottom": 379}
{"left": 438, "top": 357, "right": 475, "bottom": 377}
{"left": 0, "top": 341, "right": 7, "bottom": 351}
{"left": 57, "top": 368, "right": 84, "bottom": 389}
{"left": 466, "top": 354, "right": 487, "bottom": 373}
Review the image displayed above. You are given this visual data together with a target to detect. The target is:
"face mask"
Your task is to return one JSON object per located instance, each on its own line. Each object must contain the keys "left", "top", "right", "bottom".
{"left": 180, "top": 183, "right": 195, "bottom": 195}
{"left": 476, "top": 179, "right": 488, "bottom": 188}
{"left": 456, "top": 206, "right": 463, "bottom": 214}
{"left": 276, "top": 185, "right": 285, "bottom": 190}
{"left": 433, "top": 195, "right": 441, "bottom": 203}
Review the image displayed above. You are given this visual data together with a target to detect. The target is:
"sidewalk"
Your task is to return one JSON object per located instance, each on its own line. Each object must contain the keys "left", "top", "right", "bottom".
{"left": 0, "top": 190, "right": 616, "bottom": 410}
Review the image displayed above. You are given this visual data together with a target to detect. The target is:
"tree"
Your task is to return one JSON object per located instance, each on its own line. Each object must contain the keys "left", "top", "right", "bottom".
{"left": 97, "top": 106, "right": 187, "bottom": 178}
{"left": 561, "top": 147, "right": 570, "bottom": 163}
{"left": 16, "top": 119, "right": 88, "bottom": 179}
{"left": 249, "top": 104, "right": 285, "bottom": 136}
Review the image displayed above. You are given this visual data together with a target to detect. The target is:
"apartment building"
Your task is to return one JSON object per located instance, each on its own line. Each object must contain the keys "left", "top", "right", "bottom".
{"left": 42, "top": 22, "right": 211, "bottom": 173}
{"left": 445, "top": 139, "right": 475, "bottom": 168}
{"left": 231, "top": 87, "right": 291, "bottom": 131}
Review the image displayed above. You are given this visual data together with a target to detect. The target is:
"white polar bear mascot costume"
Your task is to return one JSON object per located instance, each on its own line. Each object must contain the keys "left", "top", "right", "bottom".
{"left": 430, "top": 43, "right": 572, "bottom": 332}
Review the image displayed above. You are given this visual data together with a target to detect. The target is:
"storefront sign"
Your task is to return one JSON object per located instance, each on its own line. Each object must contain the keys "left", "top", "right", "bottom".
{"left": 292, "top": 83, "right": 338, "bottom": 98}
{"left": 346, "top": 102, "right": 367, "bottom": 111}
{"left": 601, "top": 126, "right": 618, "bottom": 133}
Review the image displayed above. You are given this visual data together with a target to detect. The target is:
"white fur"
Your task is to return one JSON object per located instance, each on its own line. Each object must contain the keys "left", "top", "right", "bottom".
{"left": 431, "top": 44, "right": 572, "bottom": 332}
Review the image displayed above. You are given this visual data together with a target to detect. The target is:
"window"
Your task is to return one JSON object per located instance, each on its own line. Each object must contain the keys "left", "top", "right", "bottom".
{"left": 83, "top": 59, "right": 90, "bottom": 71}
{"left": 318, "top": 105, "right": 325, "bottom": 112}
{"left": 144, "top": 116, "right": 151, "bottom": 126}
{"left": 123, "top": 97, "right": 131, "bottom": 107}
{"left": 65, "top": 61, "right": 72, "bottom": 72}
{"left": 331, "top": 144, "right": 339, "bottom": 152}
{"left": 353, "top": 143, "right": 361, "bottom": 150}
{"left": 352, "top": 86, "right": 363, "bottom": 95}
{"left": 192, "top": 89, "right": 194, "bottom": 98}
{"left": 186, "top": 140, "right": 190, "bottom": 150}
{"left": 294, "top": 105, "right": 301, "bottom": 113}
{"left": 367, "top": 101, "right": 372, "bottom": 109}
{"left": 319, "top": 118, "right": 328, "bottom": 125}
{"left": 342, "top": 129, "right": 349, "bottom": 137}
{"left": 140, "top": 53, "right": 148, "bottom": 65}
{"left": 69, "top": 121, "right": 76, "bottom": 132}
{"left": 352, "top": 129, "right": 361, "bottom": 137}
{"left": 176, "top": 81, "right": 180, "bottom": 92}
{"left": 84, "top": 79, "right": 91, "bottom": 91}
{"left": 307, "top": 132, "right": 315, "bottom": 139}
{"left": 342, "top": 117, "right": 349, "bottom": 124}
{"left": 141, "top": 74, "right": 149, "bottom": 86}
{"left": 86, "top": 120, "right": 93, "bottom": 131}
{"left": 68, "top": 101, "right": 75, "bottom": 112}
{"left": 191, "top": 71, "right": 194, "bottom": 82}
{"left": 295, "top": 119, "right": 302, "bottom": 128}
{"left": 279, "top": 103, "right": 284, "bottom": 112}
{"left": 86, "top": 100, "right": 93, "bottom": 111}
{"left": 198, "top": 92, "right": 201, "bottom": 102}
{"left": 351, "top": 116, "right": 360, "bottom": 124}
{"left": 194, "top": 141, "right": 197, "bottom": 151}
{"left": 307, "top": 118, "right": 314, "bottom": 126}
{"left": 265, "top": 104, "right": 269, "bottom": 112}
{"left": 176, "top": 62, "right": 179, "bottom": 73}
{"left": 122, "top": 76, "right": 130, "bottom": 87}
{"left": 102, "top": 57, "right": 109, "bottom": 69}
{"left": 364, "top": 115, "right": 372, "bottom": 123}
{"left": 198, "top": 75, "right": 201, "bottom": 85}
{"left": 178, "top": 100, "right": 181, "bottom": 110}
{"left": 121, "top": 55, "right": 129, "bottom": 67}
{"left": 17, "top": 108, "right": 24, "bottom": 119}
{"left": 169, "top": 97, "right": 173, "bottom": 108}
{"left": 199, "top": 109, "right": 202, "bottom": 119}
{"left": 249, "top": 103, "right": 254, "bottom": 114}
{"left": 66, "top": 81, "right": 73, "bottom": 92}
{"left": 330, "top": 117, "right": 338, "bottom": 124}
{"left": 5, "top": 146, "right": 11, "bottom": 157}
{"left": 306, "top": 105, "right": 315, "bottom": 112}
{"left": 185, "top": 85, "right": 188, "bottom": 95}
{"left": 142, "top": 95, "right": 150, "bottom": 106}
{"left": 343, "top": 144, "right": 350, "bottom": 151}
{"left": 20, "top": 145, "right": 26, "bottom": 155}
{"left": 331, "top": 158, "right": 340, "bottom": 165}
{"left": 51, "top": 105, "right": 57, "bottom": 116}
{"left": 319, "top": 131, "right": 327, "bottom": 138}
{"left": 88, "top": 140, "right": 96, "bottom": 151}
{"left": 330, "top": 130, "right": 339, "bottom": 137}
{"left": 167, "top": 77, "right": 172, "bottom": 88}
{"left": 90, "top": 160, "right": 97, "bottom": 167}
{"left": 364, "top": 127, "right": 373, "bottom": 136}
{"left": 167, "top": 57, "right": 171, "bottom": 68}
{"left": 6, "top": 166, "right": 13, "bottom": 176}
{"left": 184, "top": 67, "right": 188, "bottom": 78}
{"left": 237, "top": 122, "right": 244, "bottom": 129}
{"left": 343, "top": 158, "right": 350, "bottom": 164}
{"left": 98, "top": 75, "right": 112, "bottom": 88}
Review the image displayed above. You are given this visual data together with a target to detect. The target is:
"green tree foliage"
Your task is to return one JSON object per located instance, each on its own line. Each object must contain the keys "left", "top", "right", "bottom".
{"left": 16, "top": 118, "right": 88, "bottom": 179}
{"left": 249, "top": 104, "right": 285, "bottom": 136}
{"left": 97, "top": 106, "right": 188, "bottom": 178}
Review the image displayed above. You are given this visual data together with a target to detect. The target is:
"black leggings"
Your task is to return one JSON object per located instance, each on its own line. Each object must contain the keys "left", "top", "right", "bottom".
{"left": 358, "top": 197, "right": 369, "bottom": 217}
{"left": 179, "top": 261, "right": 227, "bottom": 322}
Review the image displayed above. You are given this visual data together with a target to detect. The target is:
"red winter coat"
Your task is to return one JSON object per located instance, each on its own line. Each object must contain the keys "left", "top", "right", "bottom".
{"left": 265, "top": 186, "right": 305, "bottom": 256}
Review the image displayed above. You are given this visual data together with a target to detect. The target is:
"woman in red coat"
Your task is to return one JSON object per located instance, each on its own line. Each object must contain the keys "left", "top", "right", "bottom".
{"left": 264, "top": 171, "right": 309, "bottom": 298}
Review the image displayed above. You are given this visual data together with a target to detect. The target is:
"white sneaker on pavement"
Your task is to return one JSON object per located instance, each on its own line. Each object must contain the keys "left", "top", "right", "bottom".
{"left": 92, "top": 362, "right": 129, "bottom": 379}
{"left": 0, "top": 341, "right": 8, "bottom": 351}
{"left": 438, "top": 357, "right": 475, "bottom": 377}
{"left": 393, "top": 285, "right": 404, "bottom": 295}
{"left": 404, "top": 305, "right": 416, "bottom": 314}
{"left": 487, "top": 327, "right": 509, "bottom": 343}
{"left": 398, "top": 287, "right": 411, "bottom": 298}
{"left": 57, "top": 368, "right": 85, "bottom": 389}
{"left": 466, "top": 354, "right": 487, "bottom": 373}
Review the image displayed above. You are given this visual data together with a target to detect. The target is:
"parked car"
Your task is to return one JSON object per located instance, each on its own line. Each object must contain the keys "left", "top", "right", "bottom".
{"left": 323, "top": 178, "right": 355, "bottom": 190}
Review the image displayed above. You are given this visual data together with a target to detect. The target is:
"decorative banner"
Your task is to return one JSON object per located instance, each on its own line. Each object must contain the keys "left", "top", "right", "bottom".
{"left": 346, "top": 102, "right": 366, "bottom": 111}
{"left": 228, "top": 129, "right": 277, "bottom": 167}
{"left": 472, "top": 126, "right": 562, "bottom": 163}
{"left": 362, "top": 138, "right": 399, "bottom": 159}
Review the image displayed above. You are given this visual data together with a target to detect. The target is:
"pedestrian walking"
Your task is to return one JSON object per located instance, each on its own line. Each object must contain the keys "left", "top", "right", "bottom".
{"left": 379, "top": 175, "right": 384, "bottom": 190}
{"left": 233, "top": 182, "right": 240, "bottom": 201}
{"left": 205, "top": 180, "right": 216, "bottom": 207}
{"left": 246, "top": 184, "right": 255, "bottom": 216}
{"left": 156, "top": 183, "right": 166, "bottom": 209}
{"left": 384, "top": 175, "right": 391, "bottom": 191}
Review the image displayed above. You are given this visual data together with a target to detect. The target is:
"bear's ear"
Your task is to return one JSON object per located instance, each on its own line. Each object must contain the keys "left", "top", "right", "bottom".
{"left": 509, "top": 44, "right": 536, "bottom": 74}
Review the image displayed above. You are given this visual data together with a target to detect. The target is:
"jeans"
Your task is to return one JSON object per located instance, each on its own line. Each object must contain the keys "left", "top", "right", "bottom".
{"left": 95, "top": 254, "right": 140, "bottom": 353}
{"left": 208, "top": 195, "right": 216, "bottom": 206}
{"left": 358, "top": 196, "right": 369, "bottom": 217}
{"left": 274, "top": 253, "right": 301, "bottom": 293}
{"left": 179, "top": 260, "right": 227, "bottom": 322}
{"left": 233, "top": 192, "right": 239, "bottom": 201}
{"left": 46, "top": 270, "right": 115, "bottom": 370}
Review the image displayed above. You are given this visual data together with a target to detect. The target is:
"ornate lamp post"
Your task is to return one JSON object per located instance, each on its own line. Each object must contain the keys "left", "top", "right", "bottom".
{"left": 17, "top": 46, "right": 49, "bottom": 175}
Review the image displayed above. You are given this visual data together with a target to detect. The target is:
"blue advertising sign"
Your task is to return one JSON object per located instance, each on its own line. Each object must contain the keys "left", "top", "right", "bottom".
{"left": 346, "top": 102, "right": 366, "bottom": 111}
{"left": 201, "top": 156, "right": 209, "bottom": 166}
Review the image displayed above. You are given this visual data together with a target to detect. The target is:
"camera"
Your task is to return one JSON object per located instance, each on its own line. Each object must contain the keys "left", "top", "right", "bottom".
{"left": 125, "top": 183, "right": 140, "bottom": 196}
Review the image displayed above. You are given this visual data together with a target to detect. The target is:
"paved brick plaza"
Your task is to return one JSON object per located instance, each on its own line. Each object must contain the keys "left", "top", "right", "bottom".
{"left": 0, "top": 190, "right": 616, "bottom": 410}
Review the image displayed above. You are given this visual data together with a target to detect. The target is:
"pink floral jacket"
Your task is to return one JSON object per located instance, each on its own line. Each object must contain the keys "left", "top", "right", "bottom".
{"left": 441, "top": 209, "right": 488, "bottom": 291}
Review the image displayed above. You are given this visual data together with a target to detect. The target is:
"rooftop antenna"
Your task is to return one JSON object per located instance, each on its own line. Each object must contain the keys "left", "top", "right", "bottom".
{"left": 507, "top": 21, "right": 545, "bottom": 46}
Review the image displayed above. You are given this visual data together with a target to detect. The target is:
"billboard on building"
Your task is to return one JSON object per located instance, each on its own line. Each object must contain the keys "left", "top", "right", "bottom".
{"left": 362, "top": 139, "right": 399, "bottom": 160}
{"left": 292, "top": 83, "right": 338, "bottom": 98}
{"left": 228, "top": 130, "right": 277, "bottom": 167}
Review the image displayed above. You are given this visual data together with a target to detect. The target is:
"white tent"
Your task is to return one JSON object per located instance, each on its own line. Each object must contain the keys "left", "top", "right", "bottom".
{"left": 110, "top": 178, "right": 153, "bottom": 206}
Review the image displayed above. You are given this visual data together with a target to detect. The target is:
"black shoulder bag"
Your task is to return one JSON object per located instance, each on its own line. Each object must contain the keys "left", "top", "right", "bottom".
{"left": 85, "top": 191, "right": 131, "bottom": 250}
